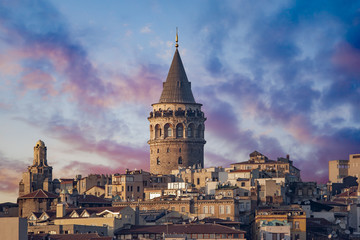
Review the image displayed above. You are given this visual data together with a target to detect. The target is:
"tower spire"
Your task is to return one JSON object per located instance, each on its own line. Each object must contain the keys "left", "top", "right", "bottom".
{"left": 175, "top": 27, "right": 179, "bottom": 48}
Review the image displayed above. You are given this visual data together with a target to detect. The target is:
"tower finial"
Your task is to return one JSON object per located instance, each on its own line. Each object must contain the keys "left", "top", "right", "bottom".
{"left": 175, "top": 27, "right": 179, "bottom": 48}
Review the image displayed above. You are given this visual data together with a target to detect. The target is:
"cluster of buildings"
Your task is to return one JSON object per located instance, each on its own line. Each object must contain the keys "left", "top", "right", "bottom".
{"left": 1, "top": 37, "right": 360, "bottom": 240}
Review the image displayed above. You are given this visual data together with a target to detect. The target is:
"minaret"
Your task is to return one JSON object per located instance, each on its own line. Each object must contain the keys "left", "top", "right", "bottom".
{"left": 148, "top": 31, "right": 206, "bottom": 174}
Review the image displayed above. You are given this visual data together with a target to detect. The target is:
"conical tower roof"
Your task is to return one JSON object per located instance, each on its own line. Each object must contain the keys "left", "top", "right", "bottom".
{"left": 159, "top": 48, "right": 196, "bottom": 103}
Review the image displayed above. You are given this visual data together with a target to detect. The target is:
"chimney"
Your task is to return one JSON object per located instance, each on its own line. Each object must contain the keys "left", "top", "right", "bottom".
{"left": 56, "top": 203, "right": 66, "bottom": 218}
{"left": 286, "top": 154, "right": 290, "bottom": 160}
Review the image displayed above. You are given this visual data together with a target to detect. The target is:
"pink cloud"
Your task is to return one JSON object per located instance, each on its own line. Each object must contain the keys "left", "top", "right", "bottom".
{"left": 19, "top": 69, "right": 58, "bottom": 96}
{"left": 332, "top": 42, "right": 360, "bottom": 75}
{"left": 43, "top": 120, "right": 149, "bottom": 169}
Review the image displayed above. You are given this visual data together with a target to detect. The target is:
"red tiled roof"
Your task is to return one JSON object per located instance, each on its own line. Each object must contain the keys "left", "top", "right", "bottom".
{"left": 19, "top": 189, "right": 59, "bottom": 199}
{"left": 230, "top": 169, "right": 252, "bottom": 173}
{"left": 77, "top": 194, "right": 111, "bottom": 204}
{"left": 115, "top": 223, "right": 246, "bottom": 235}
{"left": 28, "top": 233, "right": 106, "bottom": 240}
{"left": 334, "top": 186, "right": 358, "bottom": 198}
{"left": 231, "top": 159, "right": 278, "bottom": 165}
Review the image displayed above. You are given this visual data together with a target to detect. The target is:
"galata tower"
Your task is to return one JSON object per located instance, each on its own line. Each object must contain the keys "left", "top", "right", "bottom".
{"left": 148, "top": 33, "right": 206, "bottom": 174}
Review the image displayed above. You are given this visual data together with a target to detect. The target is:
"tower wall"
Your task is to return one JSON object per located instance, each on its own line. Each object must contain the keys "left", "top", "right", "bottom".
{"left": 148, "top": 103, "right": 206, "bottom": 174}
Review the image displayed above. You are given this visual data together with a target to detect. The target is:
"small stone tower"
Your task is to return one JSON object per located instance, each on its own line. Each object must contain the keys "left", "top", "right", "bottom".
{"left": 148, "top": 33, "right": 206, "bottom": 174}
{"left": 19, "top": 140, "right": 54, "bottom": 196}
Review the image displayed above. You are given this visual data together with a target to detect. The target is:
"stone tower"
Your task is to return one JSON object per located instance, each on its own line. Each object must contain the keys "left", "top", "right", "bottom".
{"left": 19, "top": 140, "right": 53, "bottom": 196}
{"left": 148, "top": 34, "right": 206, "bottom": 174}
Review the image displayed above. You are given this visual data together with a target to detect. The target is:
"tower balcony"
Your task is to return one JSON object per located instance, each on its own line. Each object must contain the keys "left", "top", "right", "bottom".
{"left": 148, "top": 109, "right": 205, "bottom": 119}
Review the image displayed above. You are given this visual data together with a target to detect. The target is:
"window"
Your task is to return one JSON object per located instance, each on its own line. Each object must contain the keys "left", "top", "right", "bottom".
{"left": 239, "top": 202, "right": 244, "bottom": 210}
{"left": 165, "top": 124, "right": 172, "bottom": 138}
{"left": 176, "top": 124, "right": 183, "bottom": 138}
{"left": 197, "top": 178, "right": 200, "bottom": 185}
{"left": 187, "top": 124, "right": 194, "bottom": 138}
{"left": 241, "top": 182, "right": 245, "bottom": 187}
{"left": 226, "top": 205, "right": 231, "bottom": 214}
{"left": 203, "top": 206, "right": 208, "bottom": 214}
{"left": 295, "top": 221, "right": 300, "bottom": 229}
{"left": 167, "top": 148, "right": 170, "bottom": 153}
{"left": 178, "top": 157, "right": 182, "bottom": 164}
{"left": 219, "top": 205, "right": 224, "bottom": 214}
{"left": 157, "top": 157, "right": 160, "bottom": 165}
{"left": 210, "top": 206, "right": 214, "bottom": 214}
{"left": 179, "top": 148, "right": 181, "bottom": 153}
{"left": 137, "top": 186, "right": 140, "bottom": 192}
{"left": 298, "top": 190, "right": 303, "bottom": 196}
{"left": 155, "top": 125, "right": 161, "bottom": 139}
{"left": 181, "top": 207, "right": 185, "bottom": 212}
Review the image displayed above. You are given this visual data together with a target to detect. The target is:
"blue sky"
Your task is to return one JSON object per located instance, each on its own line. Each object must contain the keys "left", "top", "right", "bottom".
{"left": 0, "top": 0, "right": 360, "bottom": 202}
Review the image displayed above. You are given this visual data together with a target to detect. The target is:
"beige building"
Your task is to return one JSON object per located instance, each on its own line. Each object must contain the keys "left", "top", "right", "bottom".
{"left": 328, "top": 159, "right": 349, "bottom": 183}
{"left": 28, "top": 204, "right": 137, "bottom": 236}
{"left": 17, "top": 189, "right": 59, "bottom": 218}
{"left": 349, "top": 153, "right": 360, "bottom": 179}
{"left": 19, "top": 140, "right": 55, "bottom": 197}
{"left": 231, "top": 151, "right": 301, "bottom": 181}
{"left": 77, "top": 174, "right": 111, "bottom": 194}
{"left": 328, "top": 154, "right": 360, "bottom": 183}
{"left": 148, "top": 36, "right": 206, "bottom": 175}
{"left": 85, "top": 185, "right": 105, "bottom": 197}
{"left": 252, "top": 206, "right": 306, "bottom": 240}
{"left": 171, "top": 167, "right": 226, "bottom": 191}
{"left": 114, "top": 197, "right": 251, "bottom": 223}
{"left": 0, "top": 217, "right": 27, "bottom": 240}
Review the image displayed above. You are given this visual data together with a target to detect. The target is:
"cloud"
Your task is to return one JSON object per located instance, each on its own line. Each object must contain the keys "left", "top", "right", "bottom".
{"left": 0, "top": 152, "right": 27, "bottom": 194}
{"left": 140, "top": 25, "right": 152, "bottom": 33}
{"left": 0, "top": 1, "right": 164, "bottom": 114}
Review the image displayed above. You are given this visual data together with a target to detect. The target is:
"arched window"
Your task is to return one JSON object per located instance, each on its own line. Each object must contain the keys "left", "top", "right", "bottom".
{"left": 164, "top": 123, "right": 172, "bottom": 138}
{"left": 155, "top": 125, "right": 161, "bottom": 139}
{"left": 157, "top": 157, "right": 160, "bottom": 165}
{"left": 178, "top": 157, "right": 182, "bottom": 164}
{"left": 187, "top": 123, "right": 194, "bottom": 138}
{"left": 176, "top": 124, "right": 184, "bottom": 138}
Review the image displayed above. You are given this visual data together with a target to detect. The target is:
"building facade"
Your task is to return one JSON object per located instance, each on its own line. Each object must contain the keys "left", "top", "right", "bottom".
{"left": 148, "top": 37, "right": 206, "bottom": 174}
{"left": 19, "top": 140, "right": 55, "bottom": 196}
{"left": 328, "top": 159, "right": 349, "bottom": 183}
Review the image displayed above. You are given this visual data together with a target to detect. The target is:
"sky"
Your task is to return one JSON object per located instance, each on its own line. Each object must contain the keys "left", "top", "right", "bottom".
{"left": 0, "top": 0, "right": 359, "bottom": 202}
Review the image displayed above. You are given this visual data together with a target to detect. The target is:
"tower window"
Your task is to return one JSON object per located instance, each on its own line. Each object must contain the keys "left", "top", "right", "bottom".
{"left": 157, "top": 157, "right": 160, "bottom": 165}
{"left": 157, "top": 149, "right": 159, "bottom": 153}
{"left": 167, "top": 148, "right": 170, "bottom": 153}
{"left": 187, "top": 123, "right": 194, "bottom": 138}
{"left": 178, "top": 157, "right": 182, "bottom": 164}
{"left": 179, "top": 148, "right": 181, "bottom": 153}
{"left": 176, "top": 124, "right": 183, "bottom": 138}
{"left": 165, "top": 123, "right": 172, "bottom": 138}
{"left": 155, "top": 125, "right": 161, "bottom": 139}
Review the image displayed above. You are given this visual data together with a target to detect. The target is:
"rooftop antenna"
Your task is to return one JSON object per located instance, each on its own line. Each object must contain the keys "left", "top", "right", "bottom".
{"left": 175, "top": 27, "right": 179, "bottom": 48}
